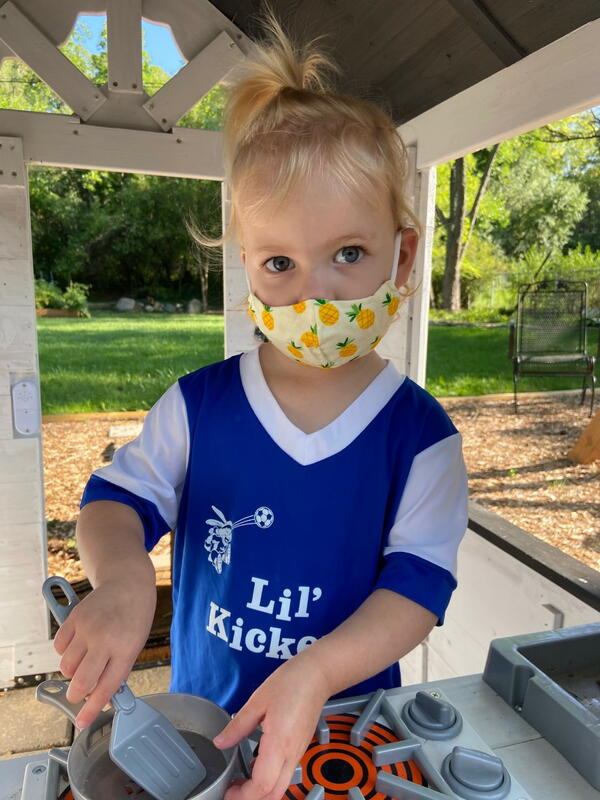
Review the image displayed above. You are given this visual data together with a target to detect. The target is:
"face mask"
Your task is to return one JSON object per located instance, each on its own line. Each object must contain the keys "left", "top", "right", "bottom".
{"left": 247, "top": 231, "right": 406, "bottom": 368}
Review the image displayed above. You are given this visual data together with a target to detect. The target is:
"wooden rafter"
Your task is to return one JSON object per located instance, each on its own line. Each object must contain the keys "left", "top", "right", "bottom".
{"left": 445, "top": 0, "right": 526, "bottom": 65}
{"left": 143, "top": 30, "right": 242, "bottom": 131}
{"left": 400, "top": 18, "right": 600, "bottom": 168}
{"left": 0, "top": 107, "right": 224, "bottom": 178}
{"left": 0, "top": 0, "right": 106, "bottom": 120}
{"left": 107, "top": 0, "right": 143, "bottom": 96}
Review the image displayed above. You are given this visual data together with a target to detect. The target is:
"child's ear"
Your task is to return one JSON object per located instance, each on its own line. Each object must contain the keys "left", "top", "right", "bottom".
{"left": 395, "top": 228, "right": 419, "bottom": 289}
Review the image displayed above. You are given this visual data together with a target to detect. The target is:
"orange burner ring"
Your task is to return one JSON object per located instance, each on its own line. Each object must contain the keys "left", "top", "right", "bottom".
{"left": 284, "top": 713, "right": 426, "bottom": 800}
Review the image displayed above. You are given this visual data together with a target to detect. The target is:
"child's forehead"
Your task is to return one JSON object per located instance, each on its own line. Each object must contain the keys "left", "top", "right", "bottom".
{"left": 236, "top": 172, "right": 393, "bottom": 239}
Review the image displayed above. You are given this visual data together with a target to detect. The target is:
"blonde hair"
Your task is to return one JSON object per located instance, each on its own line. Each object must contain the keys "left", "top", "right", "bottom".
{"left": 192, "top": 5, "right": 419, "bottom": 248}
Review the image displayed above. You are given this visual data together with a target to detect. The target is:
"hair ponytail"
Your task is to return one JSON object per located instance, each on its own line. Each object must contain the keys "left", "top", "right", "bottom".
{"left": 190, "top": 4, "right": 419, "bottom": 250}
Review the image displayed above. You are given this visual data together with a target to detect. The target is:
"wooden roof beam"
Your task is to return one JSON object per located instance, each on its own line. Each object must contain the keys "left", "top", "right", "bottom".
{"left": 400, "top": 18, "right": 600, "bottom": 169}
{"left": 445, "top": 0, "right": 526, "bottom": 65}
{"left": 0, "top": 0, "right": 106, "bottom": 120}
{"left": 0, "top": 107, "right": 224, "bottom": 179}
{"left": 143, "top": 30, "right": 242, "bottom": 131}
{"left": 107, "top": 0, "right": 143, "bottom": 96}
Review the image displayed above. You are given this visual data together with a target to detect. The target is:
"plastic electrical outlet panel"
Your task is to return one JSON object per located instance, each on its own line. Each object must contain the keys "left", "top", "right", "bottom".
{"left": 11, "top": 378, "right": 40, "bottom": 435}
{"left": 483, "top": 623, "right": 600, "bottom": 791}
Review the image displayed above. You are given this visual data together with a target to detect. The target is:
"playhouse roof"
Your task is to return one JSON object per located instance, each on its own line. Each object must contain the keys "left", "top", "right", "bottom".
{"left": 1, "top": 1, "right": 598, "bottom": 130}
{"left": 212, "top": 0, "right": 600, "bottom": 123}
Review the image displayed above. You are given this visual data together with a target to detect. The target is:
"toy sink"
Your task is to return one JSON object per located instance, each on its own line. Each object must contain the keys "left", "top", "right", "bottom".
{"left": 483, "top": 622, "right": 600, "bottom": 790}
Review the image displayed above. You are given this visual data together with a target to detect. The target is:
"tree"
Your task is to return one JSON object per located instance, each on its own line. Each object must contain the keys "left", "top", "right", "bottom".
{"left": 487, "top": 125, "right": 591, "bottom": 263}
{"left": 0, "top": 21, "right": 225, "bottom": 302}
{"left": 434, "top": 111, "right": 597, "bottom": 312}
{"left": 436, "top": 145, "right": 498, "bottom": 311}
{"left": 435, "top": 145, "right": 499, "bottom": 310}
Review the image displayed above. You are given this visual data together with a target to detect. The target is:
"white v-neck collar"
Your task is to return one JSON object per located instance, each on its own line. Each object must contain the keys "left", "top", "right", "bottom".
{"left": 239, "top": 347, "right": 405, "bottom": 466}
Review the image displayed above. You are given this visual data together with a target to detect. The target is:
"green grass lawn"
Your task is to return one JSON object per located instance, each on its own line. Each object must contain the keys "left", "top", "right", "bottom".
{"left": 37, "top": 311, "right": 224, "bottom": 414}
{"left": 37, "top": 312, "right": 599, "bottom": 413}
{"left": 425, "top": 324, "right": 599, "bottom": 397}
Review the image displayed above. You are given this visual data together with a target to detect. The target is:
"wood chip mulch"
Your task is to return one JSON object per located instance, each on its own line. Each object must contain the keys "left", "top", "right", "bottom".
{"left": 42, "top": 392, "right": 599, "bottom": 581}
{"left": 440, "top": 392, "right": 599, "bottom": 571}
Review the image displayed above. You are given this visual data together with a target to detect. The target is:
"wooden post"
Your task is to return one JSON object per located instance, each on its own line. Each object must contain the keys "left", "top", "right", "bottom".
{"left": 0, "top": 137, "right": 58, "bottom": 686}
{"left": 222, "top": 180, "right": 255, "bottom": 358}
{"left": 376, "top": 144, "right": 436, "bottom": 384}
{"left": 567, "top": 409, "right": 600, "bottom": 464}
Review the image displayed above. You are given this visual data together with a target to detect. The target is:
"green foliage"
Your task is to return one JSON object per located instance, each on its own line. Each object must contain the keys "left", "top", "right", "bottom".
{"left": 431, "top": 232, "right": 512, "bottom": 309}
{"left": 28, "top": 166, "right": 223, "bottom": 298}
{"left": 35, "top": 279, "right": 67, "bottom": 309}
{"left": 488, "top": 130, "right": 589, "bottom": 258}
{"left": 435, "top": 110, "right": 600, "bottom": 314}
{"left": 0, "top": 20, "right": 225, "bottom": 302}
{"left": 35, "top": 279, "right": 90, "bottom": 316}
{"left": 63, "top": 282, "right": 91, "bottom": 315}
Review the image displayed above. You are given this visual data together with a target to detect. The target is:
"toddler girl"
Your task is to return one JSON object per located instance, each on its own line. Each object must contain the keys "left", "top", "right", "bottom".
{"left": 54, "top": 10, "right": 468, "bottom": 800}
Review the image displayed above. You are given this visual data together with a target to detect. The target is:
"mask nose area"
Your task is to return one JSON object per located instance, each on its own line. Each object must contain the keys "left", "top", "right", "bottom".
{"left": 295, "top": 267, "right": 334, "bottom": 303}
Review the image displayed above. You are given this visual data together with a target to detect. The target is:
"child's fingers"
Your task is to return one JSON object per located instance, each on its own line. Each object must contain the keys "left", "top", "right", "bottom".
{"left": 65, "top": 649, "right": 107, "bottom": 704}
{"left": 53, "top": 621, "right": 75, "bottom": 656}
{"left": 241, "top": 733, "right": 287, "bottom": 800}
{"left": 74, "top": 658, "right": 127, "bottom": 730}
{"left": 225, "top": 756, "right": 290, "bottom": 800}
{"left": 58, "top": 638, "right": 86, "bottom": 679}
{"left": 214, "top": 705, "right": 263, "bottom": 749}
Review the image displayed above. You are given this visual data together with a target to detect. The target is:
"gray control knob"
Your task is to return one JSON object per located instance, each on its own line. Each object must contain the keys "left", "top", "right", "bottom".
{"left": 401, "top": 691, "right": 463, "bottom": 739}
{"left": 442, "top": 746, "right": 511, "bottom": 799}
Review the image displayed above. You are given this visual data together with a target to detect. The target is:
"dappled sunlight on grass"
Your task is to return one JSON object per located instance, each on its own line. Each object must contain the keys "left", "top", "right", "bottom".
{"left": 426, "top": 325, "right": 599, "bottom": 397}
{"left": 37, "top": 314, "right": 598, "bottom": 411}
{"left": 38, "top": 312, "right": 224, "bottom": 413}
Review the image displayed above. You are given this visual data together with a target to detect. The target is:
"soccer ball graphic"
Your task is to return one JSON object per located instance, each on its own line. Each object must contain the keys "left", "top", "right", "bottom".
{"left": 254, "top": 506, "right": 274, "bottom": 528}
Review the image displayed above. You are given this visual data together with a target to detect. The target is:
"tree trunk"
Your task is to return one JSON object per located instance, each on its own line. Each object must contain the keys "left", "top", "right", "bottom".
{"left": 199, "top": 260, "right": 209, "bottom": 312}
{"left": 442, "top": 158, "right": 465, "bottom": 310}
{"left": 440, "top": 145, "right": 500, "bottom": 311}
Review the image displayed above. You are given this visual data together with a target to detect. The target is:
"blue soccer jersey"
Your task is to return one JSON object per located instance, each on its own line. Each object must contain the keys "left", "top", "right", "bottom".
{"left": 81, "top": 348, "right": 468, "bottom": 713}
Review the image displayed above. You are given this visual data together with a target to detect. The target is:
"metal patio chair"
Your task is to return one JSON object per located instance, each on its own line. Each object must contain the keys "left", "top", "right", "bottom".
{"left": 508, "top": 279, "right": 596, "bottom": 416}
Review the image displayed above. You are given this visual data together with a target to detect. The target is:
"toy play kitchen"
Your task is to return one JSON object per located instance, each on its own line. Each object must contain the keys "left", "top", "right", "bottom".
{"left": 1, "top": 622, "right": 599, "bottom": 800}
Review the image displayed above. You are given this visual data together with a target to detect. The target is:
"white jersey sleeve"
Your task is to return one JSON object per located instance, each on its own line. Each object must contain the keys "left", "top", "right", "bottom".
{"left": 384, "top": 431, "right": 468, "bottom": 577}
{"left": 90, "top": 381, "right": 189, "bottom": 531}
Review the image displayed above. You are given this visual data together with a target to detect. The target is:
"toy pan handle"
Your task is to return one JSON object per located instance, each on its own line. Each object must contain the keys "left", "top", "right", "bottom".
{"left": 42, "top": 575, "right": 79, "bottom": 625}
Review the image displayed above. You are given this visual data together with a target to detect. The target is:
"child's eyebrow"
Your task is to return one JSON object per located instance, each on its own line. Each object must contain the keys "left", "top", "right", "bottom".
{"left": 254, "top": 233, "right": 373, "bottom": 254}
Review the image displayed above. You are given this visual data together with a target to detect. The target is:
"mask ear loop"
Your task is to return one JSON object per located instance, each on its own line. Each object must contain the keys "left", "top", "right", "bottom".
{"left": 390, "top": 230, "right": 403, "bottom": 284}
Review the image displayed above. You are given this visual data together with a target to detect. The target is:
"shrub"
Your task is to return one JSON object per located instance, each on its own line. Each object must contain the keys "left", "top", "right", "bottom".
{"left": 63, "top": 282, "right": 91, "bottom": 316}
{"left": 35, "top": 278, "right": 65, "bottom": 309}
{"left": 35, "top": 278, "right": 90, "bottom": 316}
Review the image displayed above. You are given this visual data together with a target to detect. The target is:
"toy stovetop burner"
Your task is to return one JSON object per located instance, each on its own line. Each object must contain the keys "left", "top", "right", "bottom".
{"left": 236, "top": 689, "right": 428, "bottom": 800}
{"left": 285, "top": 712, "right": 426, "bottom": 800}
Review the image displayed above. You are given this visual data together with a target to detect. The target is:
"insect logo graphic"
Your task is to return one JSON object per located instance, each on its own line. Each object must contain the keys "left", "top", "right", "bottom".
{"left": 204, "top": 505, "right": 274, "bottom": 573}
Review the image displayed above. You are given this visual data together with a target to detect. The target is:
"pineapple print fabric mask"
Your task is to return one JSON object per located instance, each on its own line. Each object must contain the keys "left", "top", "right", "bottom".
{"left": 248, "top": 230, "right": 406, "bottom": 368}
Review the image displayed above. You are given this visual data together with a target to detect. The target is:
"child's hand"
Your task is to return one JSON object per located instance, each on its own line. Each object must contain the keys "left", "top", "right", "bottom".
{"left": 214, "top": 652, "right": 331, "bottom": 800}
{"left": 53, "top": 578, "right": 156, "bottom": 729}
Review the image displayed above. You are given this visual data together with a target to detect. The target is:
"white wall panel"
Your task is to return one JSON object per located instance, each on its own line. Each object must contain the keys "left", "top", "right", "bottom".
{"left": 400, "top": 528, "right": 600, "bottom": 685}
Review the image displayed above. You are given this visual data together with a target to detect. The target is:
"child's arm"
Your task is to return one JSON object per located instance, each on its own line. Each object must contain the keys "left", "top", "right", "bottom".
{"left": 54, "top": 500, "right": 157, "bottom": 729}
{"left": 215, "top": 588, "right": 435, "bottom": 800}
{"left": 55, "top": 381, "right": 189, "bottom": 728}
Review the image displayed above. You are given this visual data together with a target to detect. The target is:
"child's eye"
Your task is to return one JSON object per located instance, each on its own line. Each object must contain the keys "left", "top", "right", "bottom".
{"left": 264, "top": 256, "right": 294, "bottom": 272}
{"left": 335, "top": 246, "right": 365, "bottom": 265}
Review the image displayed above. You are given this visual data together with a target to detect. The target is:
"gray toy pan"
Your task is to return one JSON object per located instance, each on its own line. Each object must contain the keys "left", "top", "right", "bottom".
{"left": 37, "top": 680, "right": 241, "bottom": 800}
